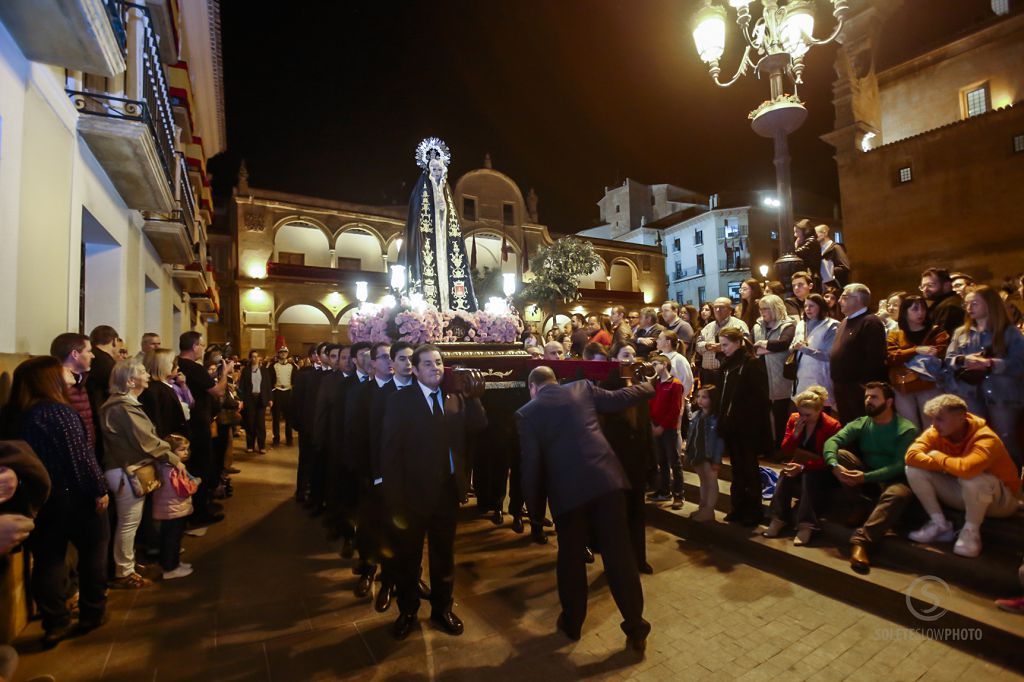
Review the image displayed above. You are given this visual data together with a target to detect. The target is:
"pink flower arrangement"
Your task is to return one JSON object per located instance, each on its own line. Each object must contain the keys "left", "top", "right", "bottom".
{"left": 350, "top": 300, "right": 522, "bottom": 344}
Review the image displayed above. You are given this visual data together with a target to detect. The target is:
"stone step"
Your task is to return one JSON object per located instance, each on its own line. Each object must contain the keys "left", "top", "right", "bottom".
{"left": 646, "top": 501, "right": 1024, "bottom": 670}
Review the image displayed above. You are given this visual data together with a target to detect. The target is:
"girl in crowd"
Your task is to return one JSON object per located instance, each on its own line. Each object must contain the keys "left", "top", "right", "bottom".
{"left": 100, "top": 360, "right": 187, "bottom": 589}
{"left": 716, "top": 327, "right": 771, "bottom": 526}
{"left": 753, "top": 294, "right": 796, "bottom": 448}
{"left": 886, "top": 295, "right": 949, "bottom": 430}
{"left": 944, "top": 285, "right": 1024, "bottom": 468}
{"left": 790, "top": 294, "right": 840, "bottom": 413}
{"left": 0, "top": 357, "right": 109, "bottom": 645}
{"left": 656, "top": 330, "right": 694, "bottom": 395}
{"left": 737, "top": 279, "right": 764, "bottom": 331}
{"left": 153, "top": 434, "right": 198, "bottom": 580}
{"left": 880, "top": 291, "right": 906, "bottom": 335}
{"left": 823, "top": 285, "right": 844, "bottom": 320}
{"left": 684, "top": 385, "right": 724, "bottom": 522}
{"left": 763, "top": 386, "right": 841, "bottom": 545}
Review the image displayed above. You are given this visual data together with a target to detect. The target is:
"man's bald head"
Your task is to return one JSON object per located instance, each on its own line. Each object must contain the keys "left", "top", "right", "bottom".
{"left": 528, "top": 366, "right": 557, "bottom": 388}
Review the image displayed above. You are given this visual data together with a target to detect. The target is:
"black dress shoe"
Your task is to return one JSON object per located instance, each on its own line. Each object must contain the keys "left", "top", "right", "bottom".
{"left": 430, "top": 610, "right": 464, "bottom": 636}
{"left": 531, "top": 531, "right": 548, "bottom": 545}
{"left": 354, "top": 569, "right": 376, "bottom": 599}
{"left": 391, "top": 612, "right": 418, "bottom": 641}
{"left": 584, "top": 547, "right": 595, "bottom": 564}
{"left": 511, "top": 516, "right": 524, "bottom": 534}
{"left": 490, "top": 510, "right": 504, "bottom": 526}
{"left": 76, "top": 613, "right": 109, "bottom": 634}
{"left": 638, "top": 562, "right": 654, "bottom": 575}
{"left": 340, "top": 538, "right": 355, "bottom": 559}
{"left": 42, "top": 622, "right": 74, "bottom": 648}
{"left": 626, "top": 622, "right": 651, "bottom": 652}
{"left": 556, "top": 613, "right": 581, "bottom": 641}
{"left": 375, "top": 583, "right": 395, "bottom": 612}
{"left": 417, "top": 579, "right": 431, "bottom": 600}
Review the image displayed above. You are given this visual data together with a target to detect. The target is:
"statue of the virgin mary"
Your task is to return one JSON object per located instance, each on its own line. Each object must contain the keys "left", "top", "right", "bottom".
{"left": 401, "top": 137, "right": 478, "bottom": 312}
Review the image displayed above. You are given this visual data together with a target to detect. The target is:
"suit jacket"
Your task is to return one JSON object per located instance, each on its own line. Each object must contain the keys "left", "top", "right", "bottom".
{"left": 368, "top": 379, "right": 399, "bottom": 482}
{"left": 291, "top": 366, "right": 314, "bottom": 432}
{"left": 598, "top": 372, "right": 655, "bottom": 489}
{"left": 821, "top": 242, "right": 851, "bottom": 286}
{"left": 138, "top": 380, "right": 187, "bottom": 439}
{"left": 632, "top": 323, "right": 667, "bottom": 358}
{"left": 516, "top": 380, "right": 655, "bottom": 520}
{"left": 86, "top": 348, "right": 116, "bottom": 457}
{"left": 830, "top": 312, "right": 888, "bottom": 385}
{"left": 238, "top": 366, "right": 273, "bottom": 404}
{"left": 344, "top": 377, "right": 380, "bottom": 477}
{"left": 380, "top": 382, "right": 487, "bottom": 516}
{"left": 313, "top": 371, "right": 352, "bottom": 465}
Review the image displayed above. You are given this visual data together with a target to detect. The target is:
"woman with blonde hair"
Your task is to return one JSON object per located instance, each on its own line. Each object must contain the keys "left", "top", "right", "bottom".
{"left": 943, "top": 285, "right": 1024, "bottom": 467}
{"left": 754, "top": 294, "right": 796, "bottom": 448}
{"left": 100, "top": 360, "right": 188, "bottom": 588}
{"left": 139, "top": 349, "right": 188, "bottom": 439}
{"left": 763, "top": 386, "right": 842, "bottom": 545}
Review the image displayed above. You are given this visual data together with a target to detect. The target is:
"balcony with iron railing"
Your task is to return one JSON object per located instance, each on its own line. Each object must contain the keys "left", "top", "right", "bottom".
{"left": 67, "top": 1, "right": 178, "bottom": 213}
{"left": 142, "top": 152, "right": 199, "bottom": 264}
{"left": 673, "top": 266, "right": 706, "bottom": 282}
{"left": 262, "top": 262, "right": 389, "bottom": 288}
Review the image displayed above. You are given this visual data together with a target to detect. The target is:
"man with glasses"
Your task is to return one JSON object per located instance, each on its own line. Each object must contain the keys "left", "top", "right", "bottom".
{"left": 695, "top": 297, "right": 750, "bottom": 387}
{"left": 919, "top": 267, "right": 965, "bottom": 337}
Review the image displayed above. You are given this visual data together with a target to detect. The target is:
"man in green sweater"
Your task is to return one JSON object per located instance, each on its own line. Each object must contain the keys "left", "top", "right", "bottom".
{"left": 823, "top": 381, "right": 919, "bottom": 573}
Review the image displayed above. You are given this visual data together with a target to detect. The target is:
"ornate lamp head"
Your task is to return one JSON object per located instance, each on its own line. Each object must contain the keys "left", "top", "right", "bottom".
{"left": 415, "top": 137, "right": 452, "bottom": 170}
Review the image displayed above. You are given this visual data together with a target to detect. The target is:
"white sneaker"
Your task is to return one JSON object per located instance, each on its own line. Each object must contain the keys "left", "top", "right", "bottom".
{"left": 908, "top": 519, "right": 956, "bottom": 544}
{"left": 179, "top": 562, "right": 192, "bottom": 570}
{"left": 953, "top": 527, "right": 982, "bottom": 558}
{"left": 162, "top": 565, "right": 194, "bottom": 580}
{"left": 185, "top": 526, "right": 208, "bottom": 537}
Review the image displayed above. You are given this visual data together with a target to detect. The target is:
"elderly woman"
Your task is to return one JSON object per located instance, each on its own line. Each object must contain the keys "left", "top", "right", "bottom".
{"left": 100, "top": 360, "right": 187, "bottom": 589}
{"left": 763, "top": 386, "right": 842, "bottom": 545}
{"left": 790, "top": 294, "right": 840, "bottom": 412}
{"left": 943, "top": 285, "right": 1024, "bottom": 468}
{"left": 753, "top": 294, "right": 796, "bottom": 448}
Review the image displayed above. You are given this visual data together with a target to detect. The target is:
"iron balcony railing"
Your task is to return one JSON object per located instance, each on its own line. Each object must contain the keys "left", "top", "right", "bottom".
{"left": 674, "top": 266, "right": 705, "bottom": 281}
{"left": 175, "top": 152, "right": 196, "bottom": 237}
{"left": 67, "top": 1, "right": 177, "bottom": 201}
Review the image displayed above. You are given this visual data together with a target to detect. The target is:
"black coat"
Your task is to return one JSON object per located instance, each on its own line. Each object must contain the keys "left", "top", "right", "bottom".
{"left": 291, "top": 366, "right": 315, "bottom": 432}
{"left": 794, "top": 237, "right": 822, "bottom": 284}
{"left": 368, "top": 379, "right": 401, "bottom": 481}
{"left": 516, "top": 380, "right": 654, "bottom": 519}
{"left": 344, "top": 377, "right": 380, "bottom": 477}
{"left": 599, "top": 372, "right": 655, "bottom": 489}
{"left": 313, "top": 372, "right": 352, "bottom": 465}
{"left": 380, "top": 382, "right": 487, "bottom": 516}
{"left": 138, "top": 381, "right": 187, "bottom": 439}
{"left": 238, "top": 366, "right": 273, "bottom": 404}
{"left": 821, "top": 242, "right": 851, "bottom": 287}
{"left": 829, "top": 312, "right": 888, "bottom": 386}
{"left": 929, "top": 291, "right": 966, "bottom": 338}
{"left": 86, "top": 348, "right": 116, "bottom": 457}
{"left": 632, "top": 323, "right": 666, "bottom": 359}
{"left": 717, "top": 351, "right": 772, "bottom": 451}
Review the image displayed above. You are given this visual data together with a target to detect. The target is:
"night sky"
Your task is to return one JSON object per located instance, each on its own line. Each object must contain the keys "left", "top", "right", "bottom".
{"left": 214, "top": 0, "right": 998, "bottom": 233}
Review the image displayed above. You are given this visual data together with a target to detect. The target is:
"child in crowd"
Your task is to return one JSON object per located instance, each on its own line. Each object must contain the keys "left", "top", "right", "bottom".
{"left": 154, "top": 434, "right": 200, "bottom": 580}
{"left": 684, "top": 385, "right": 725, "bottom": 521}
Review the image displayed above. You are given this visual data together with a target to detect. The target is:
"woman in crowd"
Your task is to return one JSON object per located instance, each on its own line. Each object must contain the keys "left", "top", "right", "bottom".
{"left": 881, "top": 291, "right": 906, "bottom": 335}
{"left": 886, "top": 295, "right": 949, "bottom": 430}
{"left": 615, "top": 343, "right": 638, "bottom": 365}
{"left": 139, "top": 349, "right": 188, "bottom": 439}
{"left": 582, "top": 342, "right": 609, "bottom": 361}
{"left": 823, "top": 285, "right": 844, "bottom": 320}
{"left": 682, "top": 304, "right": 701, "bottom": 334}
{"left": 753, "top": 294, "right": 796, "bottom": 448}
{"left": 763, "top": 386, "right": 841, "bottom": 545}
{"left": 944, "top": 285, "right": 1024, "bottom": 467}
{"left": 590, "top": 315, "right": 614, "bottom": 348}
{"left": 684, "top": 385, "right": 724, "bottom": 522}
{"left": 716, "top": 327, "right": 771, "bottom": 526}
{"left": 656, "top": 330, "right": 694, "bottom": 394}
{"left": 0, "top": 357, "right": 109, "bottom": 645}
{"left": 737, "top": 279, "right": 764, "bottom": 331}
{"left": 699, "top": 302, "right": 714, "bottom": 327}
{"left": 790, "top": 294, "right": 840, "bottom": 413}
{"left": 100, "top": 360, "right": 187, "bottom": 589}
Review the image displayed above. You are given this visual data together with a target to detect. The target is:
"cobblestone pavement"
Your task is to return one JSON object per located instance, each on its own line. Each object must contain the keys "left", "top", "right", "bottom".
{"left": 13, "top": 441, "right": 1022, "bottom": 681}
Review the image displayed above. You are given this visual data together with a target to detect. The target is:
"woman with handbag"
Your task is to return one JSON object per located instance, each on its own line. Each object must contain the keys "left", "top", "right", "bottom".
{"left": 0, "top": 357, "right": 109, "bottom": 645}
{"left": 753, "top": 294, "right": 797, "bottom": 449}
{"left": 790, "top": 294, "right": 840, "bottom": 413}
{"left": 100, "top": 360, "right": 187, "bottom": 589}
{"left": 943, "top": 285, "right": 1024, "bottom": 468}
{"left": 886, "top": 295, "right": 949, "bottom": 430}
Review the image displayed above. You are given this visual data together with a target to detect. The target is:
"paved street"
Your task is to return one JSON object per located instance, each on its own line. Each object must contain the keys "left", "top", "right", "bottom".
{"left": 13, "top": 440, "right": 1022, "bottom": 681}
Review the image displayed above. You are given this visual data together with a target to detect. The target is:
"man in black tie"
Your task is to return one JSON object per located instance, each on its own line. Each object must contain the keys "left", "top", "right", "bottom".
{"left": 381, "top": 344, "right": 487, "bottom": 640}
{"left": 516, "top": 366, "right": 655, "bottom": 650}
{"left": 238, "top": 350, "right": 273, "bottom": 453}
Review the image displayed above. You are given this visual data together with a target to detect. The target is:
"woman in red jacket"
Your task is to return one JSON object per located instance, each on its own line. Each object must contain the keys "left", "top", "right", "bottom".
{"left": 763, "top": 385, "right": 841, "bottom": 545}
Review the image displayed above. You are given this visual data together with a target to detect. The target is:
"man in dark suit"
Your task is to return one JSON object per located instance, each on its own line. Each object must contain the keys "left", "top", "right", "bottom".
{"left": 238, "top": 350, "right": 273, "bottom": 453}
{"left": 632, "top": 307, "right": 666, "bottom": 359}
{"left": 291, "top": 345, "right": 320, "bottom": 502}
{"left": 86, "top": 325, "right": 119, "bottom": 461}
{"left": 318, "top": 344, "right": 360, "bottom": 549}
{"left": 516, "top": 366, "right": 655, "bottom": 650}
{"left": 830, "top": 283, "right": 888, "bottom": 424}
{"left": 381, "top": 344, "right": 487, "bottom": 640}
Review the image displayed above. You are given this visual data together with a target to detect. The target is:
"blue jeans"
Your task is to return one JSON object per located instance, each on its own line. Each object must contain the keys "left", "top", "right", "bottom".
{"left": 655, "top": 428, "right": 682, "bottom": 497}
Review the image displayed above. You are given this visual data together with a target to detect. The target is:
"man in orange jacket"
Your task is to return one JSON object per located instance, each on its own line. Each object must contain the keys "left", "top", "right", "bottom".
{"left": 904, "top": 394, "right": 1022, "bottom": 558}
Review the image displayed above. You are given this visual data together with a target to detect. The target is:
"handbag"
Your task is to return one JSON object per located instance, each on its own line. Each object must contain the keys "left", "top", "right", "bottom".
{"left": 889, "top": 364, "right": 929, "bottom": 393}
{"left": 782, "top": 350, "right": 800, "bottom": 381}
{"left": 123, "top": 458, "right": 161, "bottom": 498}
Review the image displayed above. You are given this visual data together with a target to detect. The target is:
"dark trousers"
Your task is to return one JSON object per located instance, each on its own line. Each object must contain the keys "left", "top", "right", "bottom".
{"left": 355, "top": 483, "right": 390, "bottom": 580}
{"left": 727, "top": 437, "right": 763, "bottom": 520}
{"left": 836, "top": 450, "right": 915, "bottom": 546}
{"left": 771, "top": 399, "right": 793, "bottom": 449}
{"left": 295, "top": 429, "right": 312, "bottom": 500}
{"left": 554, "top": 491, "right": 648, "bottom": 638}
{"left": 159, "top": 518, "right": 186, "bottom": 571}
{"left": 244, "top": 396, "right": 268, "bottom": 450}
{"left": 769, "top": 467, "right": 837, "bottom": 527}
{"left": 834, "top": 382, "right": 867, "bottom": 425}
{"left": 654, "top": 428, "right": 682, "bottom": 497}
{"left": 271, "top": 389, "right": 293, "bottom": 444}
{"left": 624, "top": 485, "right": 647, "bottom": 567}
{"left": 394, "top": 478, "right": 458, "bottom": 616}
{"left": 29, "top": 495, "right": 109, "bottom": 632}
{"left": 188, "top": 422, "right": 213, "bottom": 519}
{"left": 508, "top": 452, "right": 525, "bottom": 517}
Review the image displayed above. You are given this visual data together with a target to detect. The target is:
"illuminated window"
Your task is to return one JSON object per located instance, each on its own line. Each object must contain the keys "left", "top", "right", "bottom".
{"left": 964, "top": 85, "right": 989, "bottom": 118}
{"left": 898, "top": 166, "right": 912, "bottom": 184}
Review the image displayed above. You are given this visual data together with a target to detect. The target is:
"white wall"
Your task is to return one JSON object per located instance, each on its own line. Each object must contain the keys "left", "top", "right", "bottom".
{"left": 275, "top": 223, "right": 330, "bottom": 267}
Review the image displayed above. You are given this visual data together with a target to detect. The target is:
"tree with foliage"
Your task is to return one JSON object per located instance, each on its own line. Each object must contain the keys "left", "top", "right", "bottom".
{"left": 517, "top": 237, "right": 603, "bottom": 315}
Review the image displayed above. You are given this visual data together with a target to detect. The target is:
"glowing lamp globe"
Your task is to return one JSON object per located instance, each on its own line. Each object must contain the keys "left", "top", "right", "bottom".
{"left": 692, "top": 3, "right": 727, "bottom": 63}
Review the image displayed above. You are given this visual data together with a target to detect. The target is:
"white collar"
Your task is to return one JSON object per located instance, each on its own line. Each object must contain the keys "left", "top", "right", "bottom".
{"left": 394, "top": 376, "right": 414, "bottom": 388}
{"left": 417, "top": 380, "right": 443, "bottom": 406}
{"left": 819, "top": 239, "right": 834, "bottom": 254}
{"left": 374, "top": 375, "right": 390, "bottom": 388}
{"left": 846, "top": 307, "right": 868, "bottom": 320}
{"left": 356, "top": 370, "right": 370, "bottom": 382}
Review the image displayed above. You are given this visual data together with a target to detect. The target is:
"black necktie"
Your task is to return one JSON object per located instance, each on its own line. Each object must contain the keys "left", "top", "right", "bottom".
{"left": 430, "top": 391, "right": 453, "bottom": 475}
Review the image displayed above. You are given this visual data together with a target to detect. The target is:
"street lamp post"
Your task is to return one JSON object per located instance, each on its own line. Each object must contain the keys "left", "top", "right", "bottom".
{"left": 691, "top": 0, "right": 848, "bottom": 285}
